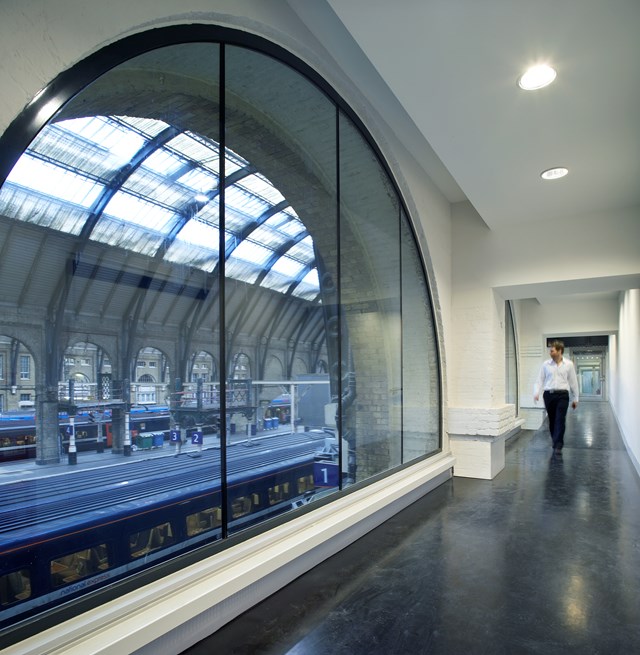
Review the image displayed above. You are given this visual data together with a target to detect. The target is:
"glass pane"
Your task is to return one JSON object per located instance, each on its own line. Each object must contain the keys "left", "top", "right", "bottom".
{"left": 0, "top": 570, "right": 31, "bottom": 606}
{"left": 505, "top": 301, "right": 518, "bottom": 412}
{"left": 129, "top": 523, "right": 175, "bottom": 559}
{"left": 224, "top": 45, "right": 337, "bottom": 534}
{"left": 186, "top": 506, "right": 222, "bottom": 536}
{"left": 0, "top": 42, "right": 221, "bottom": 629}
{"left": 402, "top": 210, "right": 440, "bottom": 459}
{"left": 51, "top": 544, "right": 110, "bottom": 588}
{"left": 0, "top": 32, "right": 442, "bottom": 634}
{"left": 339, "top": 111, "right": 402, "bottom": 481}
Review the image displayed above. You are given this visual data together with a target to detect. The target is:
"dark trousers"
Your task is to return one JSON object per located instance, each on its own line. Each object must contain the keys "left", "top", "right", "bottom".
{"left": 543, "top": 390, "right": 570, "bottom": 449}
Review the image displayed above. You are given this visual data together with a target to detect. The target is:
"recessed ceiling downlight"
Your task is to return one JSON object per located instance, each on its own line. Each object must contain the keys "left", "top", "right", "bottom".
{"left": 541, "top": 167, "right": 568, "bottom": 180}
{"left": 518, "top": 64, "right": 557, "bottom": 90}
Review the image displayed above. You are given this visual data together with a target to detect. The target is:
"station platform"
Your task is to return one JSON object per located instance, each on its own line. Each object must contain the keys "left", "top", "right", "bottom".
{"left": 182, "top": 402, "right": 640, "bottom": 654}
{"left": 0, "top": 425, "right": 296, "bottom": 485}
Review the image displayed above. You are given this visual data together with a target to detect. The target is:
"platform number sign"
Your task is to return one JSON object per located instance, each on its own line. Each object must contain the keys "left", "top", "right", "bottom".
{"left": 170, "top": 429, "right": 181, "bottom": 443}
{"left": 313, "top": 460, "right": 339, "bottom": 487}
{"left": 191, "top": 430, "right": 203, "bottom": 445}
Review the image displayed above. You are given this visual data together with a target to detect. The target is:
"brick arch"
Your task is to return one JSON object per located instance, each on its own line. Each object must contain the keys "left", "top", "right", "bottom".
{"left": 0, "top": 328, "right": 40, "bottom": 374}
{"left": 132, "top": 344, "right": 174, "bottom": 383}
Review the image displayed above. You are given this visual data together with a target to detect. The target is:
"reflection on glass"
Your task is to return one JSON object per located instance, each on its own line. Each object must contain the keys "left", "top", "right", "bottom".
{"left": 129, "top": 523, "right": 175, "bottom": 559}
{"left": 224, "top": 45, "right": 338, "bottom": 532}
{"left": 186, "top": 507, "right": 222, "bottom": 536}
{"left": 0, "top": 570, "right": 31, "bottom": 606}
{"left": 339, "top": 110, "right": 402, "bottom": 480}
{"left": 51, "top": 545, "right": 110, "bottom": 587}
{"left": 505, "top": 301, "right": 518, "bottom": 412}
{"left": 402, "top": 211, "right": 440, "bottom": 459}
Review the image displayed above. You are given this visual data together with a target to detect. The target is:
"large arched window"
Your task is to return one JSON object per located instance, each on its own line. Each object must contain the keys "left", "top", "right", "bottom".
{"left": 0, "top": 26, "right": 440, "bottom": 634}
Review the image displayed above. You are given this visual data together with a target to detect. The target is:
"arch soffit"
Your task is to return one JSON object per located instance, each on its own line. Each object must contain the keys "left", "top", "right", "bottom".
{"left": 0, "top": 326, "right": 42, "bottom": 377}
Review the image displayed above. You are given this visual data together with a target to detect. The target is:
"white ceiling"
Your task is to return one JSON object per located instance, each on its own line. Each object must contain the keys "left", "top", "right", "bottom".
{"left": 294, "top": 0, "right": 640, "bottom": 231}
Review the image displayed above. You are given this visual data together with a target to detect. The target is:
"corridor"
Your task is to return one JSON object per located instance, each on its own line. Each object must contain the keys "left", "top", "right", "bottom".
{"left": 185, "top": 402, "right": 640, "bottom": 654}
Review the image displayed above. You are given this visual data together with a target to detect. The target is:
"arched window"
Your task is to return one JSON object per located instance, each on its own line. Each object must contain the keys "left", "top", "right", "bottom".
{"left": 230, "top": 353, "right": 250, "bottom": 380}
{"left": 0, "top": 25, "right": 441, "bottom": 631}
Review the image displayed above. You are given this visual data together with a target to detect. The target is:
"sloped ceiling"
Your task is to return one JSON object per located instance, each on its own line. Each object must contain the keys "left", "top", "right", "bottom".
{"left": 289, "top": 0, "right": 640, "bottom": 305}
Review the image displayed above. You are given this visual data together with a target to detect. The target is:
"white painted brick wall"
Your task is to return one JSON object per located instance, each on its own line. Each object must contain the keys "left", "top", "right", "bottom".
{"left": 449, "top": 289, "right": 506, "bottom": 408}
{"left": 448, "top": 404, "right": 516, "bottom": 436}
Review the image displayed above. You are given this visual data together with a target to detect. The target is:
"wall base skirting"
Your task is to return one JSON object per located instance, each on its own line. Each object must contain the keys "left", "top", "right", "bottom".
{"left": 5, "top": 454, "right": 455, "bottom": 655}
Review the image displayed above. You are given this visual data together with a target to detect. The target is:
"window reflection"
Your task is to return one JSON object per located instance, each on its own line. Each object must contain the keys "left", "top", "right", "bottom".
{"left": 0, "top": 570, "right": 31, "bottom": 606}
{"left": 51, "top": 545, "right": 110, "bottom": 587}
{"left": 186, "top": 507, "right": 222, "bottom": 536}
{"left": 505, "top": 301, "right": 519, "bottom": 413}
{"left": 339, "top": 110, "right": 402, "bottom": 479}
{"left": 129, "top": 523, "right": 175, "bottom": 559}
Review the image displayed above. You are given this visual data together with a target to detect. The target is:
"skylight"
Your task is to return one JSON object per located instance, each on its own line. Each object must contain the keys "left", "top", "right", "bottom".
{"left": 270, "top": 255, "right": 306, "bottom": 277}
{"left": 62, "top": 115, "right": 146, "bottom": 162}
{"left": 103, "top": 192, "right": 178, "bottom": 233}
{"left": 143, "top": 148, "right": 186, "bottom": 176}
{"left": 178, "top": 168, "right": 218, "bottom": 193}
{"left": 0, "top": 114, "right": 319, "bottom": 301}
{"left": 5, "top": 154, "right": 103, "bottom": 208}
{"left": 238, "top": 173, "right": 285, "bottom": 205}
{"left": 231, "top": 240, "right": 273, "bottom": 267}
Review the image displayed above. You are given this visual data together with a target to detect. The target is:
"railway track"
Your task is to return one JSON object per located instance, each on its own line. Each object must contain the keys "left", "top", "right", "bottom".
{"left": 0, "top": 432, "right": 324, "bottom": 533}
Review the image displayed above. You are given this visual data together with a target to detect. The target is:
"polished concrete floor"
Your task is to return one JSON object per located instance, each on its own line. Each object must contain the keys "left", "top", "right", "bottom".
{"left": 183, "top": 402, "right": 640, "bottom": 654}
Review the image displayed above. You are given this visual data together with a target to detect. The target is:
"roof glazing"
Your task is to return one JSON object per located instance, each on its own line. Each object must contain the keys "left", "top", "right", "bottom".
{"left": 0, "top": 115, "right": 320, "bottom": 300}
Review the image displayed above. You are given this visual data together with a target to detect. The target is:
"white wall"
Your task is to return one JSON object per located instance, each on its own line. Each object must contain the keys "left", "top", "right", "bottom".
{"left": 534, "top": 298, "right": 620, "bottom": 335}
{"left": 451, "top": 202, "right": 639, "bottom": 294}
{"left": 448, "top": 198, "right": 640, "bottom": 445}
{"left": 450, "top": 201, "right": 639, "bottom": 408}
{"left": 610, "top": 290, "right": 640, "bottom": 474}
{"left": 515, "top": 296, "right": 619, "bottom": 399}
{"left": 512, "top": 295, "right": 621, "bottom": 430}
{"left": 513, "top": 299, "right": 547, "bottom": 406}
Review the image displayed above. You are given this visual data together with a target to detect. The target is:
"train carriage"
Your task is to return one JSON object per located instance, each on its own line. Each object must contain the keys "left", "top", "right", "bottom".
{"left": 0, "top": 406, "right": 172, "bottom": 462}
{"left": 0, "top": 436, "right": 318, "bottom": 629}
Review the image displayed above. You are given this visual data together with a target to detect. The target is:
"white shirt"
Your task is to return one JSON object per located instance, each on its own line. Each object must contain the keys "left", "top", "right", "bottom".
{"left": 536, "top": 357, "right": 579, "bottom": 402}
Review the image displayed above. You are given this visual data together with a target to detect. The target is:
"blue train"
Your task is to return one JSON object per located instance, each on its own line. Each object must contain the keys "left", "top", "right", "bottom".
{"left": 0, "top": 435, "right": 318, "bottom": 631}
{"left": 0, "top": 405, "right": 172, "bottom": 462}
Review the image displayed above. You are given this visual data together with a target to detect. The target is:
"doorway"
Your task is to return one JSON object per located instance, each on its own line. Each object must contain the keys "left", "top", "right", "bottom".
{"left": 570, "top": 348, "right": 607, "bottom": 402}
{"left": 545, "top": 336, "right": 608, "bottom": 403}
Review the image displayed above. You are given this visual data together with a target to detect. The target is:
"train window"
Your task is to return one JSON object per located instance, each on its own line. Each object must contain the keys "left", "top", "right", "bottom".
{"left": 186, "top": 507, "right": 222, "bottom": 536}
{"left": 50, "top": 544, "right": 109, "bottom": 588}
{"left": 268, "top": 482, "right": 291, "bottom": 506}
{"left": 0, "top": 569, "right": 32, "bottom": 606}
{"left": 230, "top": 494, "right": 259, "bottom": 518}
{"left": 129, "top": 522, "right": 175, "bottom": 559}
{"left": 297, "top": 475, "right": 314, "bottom": 494}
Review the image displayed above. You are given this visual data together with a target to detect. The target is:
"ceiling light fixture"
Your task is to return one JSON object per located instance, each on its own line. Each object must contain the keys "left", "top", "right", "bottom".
{"left": 518, "top": 64, "right": 557, "bottom": 90}
{"left": 540, "top": 167, "right": 568, "bottom": 180}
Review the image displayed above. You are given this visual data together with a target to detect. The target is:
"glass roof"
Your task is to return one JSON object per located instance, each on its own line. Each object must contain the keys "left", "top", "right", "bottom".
{"left": 0, "top": 115, "right": 320, "bottom": 300}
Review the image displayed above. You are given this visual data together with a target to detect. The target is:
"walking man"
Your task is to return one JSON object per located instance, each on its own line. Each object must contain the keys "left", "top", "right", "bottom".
{"left": 534, "top": 340, "right": 579, "bottom": 455}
